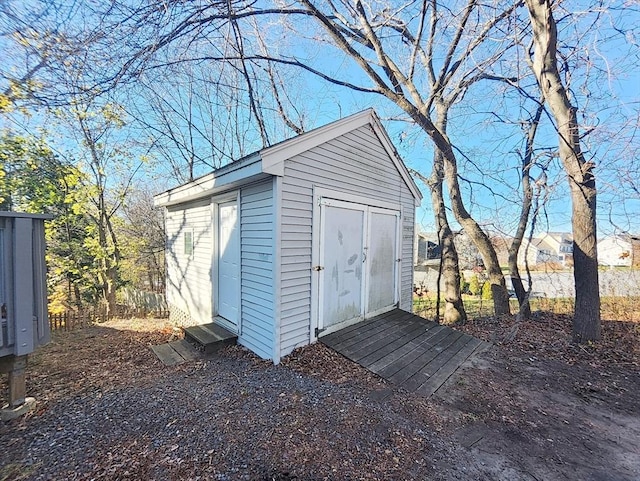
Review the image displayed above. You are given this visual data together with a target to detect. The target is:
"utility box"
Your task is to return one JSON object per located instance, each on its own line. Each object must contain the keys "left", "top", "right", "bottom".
{"left": 0, "top": 212, "right": 51, "bottom": 418}
{"left": 0, "top": 212, "right": 51, "bottom": 357}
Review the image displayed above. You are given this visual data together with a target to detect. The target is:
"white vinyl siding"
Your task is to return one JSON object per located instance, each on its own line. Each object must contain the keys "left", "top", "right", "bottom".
{"left": 239, "top": 181, "right": 275, "bottom": 359}
{"left": 278, "top": 124, "right": 416, "bottom": 356}
{"left": 165, "top": 198, "right": 213, "bottom": 324}
{"left": 598, "top": 236, "right": 633, "bottom": 267}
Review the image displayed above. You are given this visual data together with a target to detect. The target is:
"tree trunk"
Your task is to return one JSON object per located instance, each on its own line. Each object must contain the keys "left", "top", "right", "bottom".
{"left": 525, "top": 0, "right": 601, "bottom": 342}
{"left": 509, "top": 232, "right": 532, "bottom": 320}
{"left": 433, "top": 103, "right": 510, "bottom": 317}
{"left": 508, "top": 101, "right": 545, "bottom": 320}
{"left": 443, "top": 154, "right": 511, "bottom": 317}
{"left": 426, "top": 160, "right": 467, "bottom": 325}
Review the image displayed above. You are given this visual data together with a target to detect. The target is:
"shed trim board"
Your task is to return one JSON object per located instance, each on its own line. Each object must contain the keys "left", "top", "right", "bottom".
{"left": 154, "top": 154, "right": 266, "bottom": 208}
{"left": 155, "top": 109, "right": 422, "bottom": 363}
{"left": 272, "top": 175, "right": 283, "bottom": 362}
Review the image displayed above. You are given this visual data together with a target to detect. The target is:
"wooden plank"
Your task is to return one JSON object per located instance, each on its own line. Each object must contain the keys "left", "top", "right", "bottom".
{"left": 339, "top": 314, "right": 428, "bottom": 357}
{"left": 151, "top": 344, "right": 184, "bottom": 366}
{"left": 320, "top": 317, "right": 387, "bottom": 347}
{"left": 169, "top": 339, "right": 199, "bottom": 361}
{"left": 324, "top": 308, "right": 403, "bottom": 339}
{"left": 191, "top": 323, "right": 237, "bottom": 343}
{"left": 415, "top": 337, "right": 484, "bottom": 397}
{"left": 335, "top": 309, "right": 416, "bottom": 346}
{"left": 354, "top": 321, "right": 438, "bottom": 364}
{"left": 324, "top": 310, "right": 414, "bottom": 351}
{"left": 384, "top": 330, "right": 463, "bottom": 383}
{"left": 370, "top": 325, "right": 450, "bottom": 376}
{"left": 365, "top": 324, "right": 447, "bottom": 373}
{"left": 399, "top": 333, "right": 472, "bottom": 392}
{"left": 340, "top": 317, "right": 432, "bottom": 360}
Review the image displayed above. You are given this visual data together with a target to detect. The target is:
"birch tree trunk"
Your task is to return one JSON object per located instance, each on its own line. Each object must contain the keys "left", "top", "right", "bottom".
{"left": 524, "top": 0, "right": 601, "bottom": 341}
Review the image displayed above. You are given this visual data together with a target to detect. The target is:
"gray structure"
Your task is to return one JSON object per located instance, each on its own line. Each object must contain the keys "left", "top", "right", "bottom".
{"left": 0, "top": 212, "right": 51, "bottom": 417}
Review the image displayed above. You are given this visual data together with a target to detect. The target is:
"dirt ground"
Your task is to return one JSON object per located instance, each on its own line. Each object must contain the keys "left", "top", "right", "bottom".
{"left": 1, "top": 314, "right": 638, "bottom": 481}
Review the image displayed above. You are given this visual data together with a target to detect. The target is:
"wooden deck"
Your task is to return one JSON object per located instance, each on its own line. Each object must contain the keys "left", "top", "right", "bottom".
{"left": 320, "top": 309, "right": 489, "bottom": 397}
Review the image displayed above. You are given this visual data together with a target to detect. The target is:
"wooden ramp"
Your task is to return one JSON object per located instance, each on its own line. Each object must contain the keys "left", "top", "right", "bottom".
{"left": 320, "top": 309, "right": 490, "bottom": 397}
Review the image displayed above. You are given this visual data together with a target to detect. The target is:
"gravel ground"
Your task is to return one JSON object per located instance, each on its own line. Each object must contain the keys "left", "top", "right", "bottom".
{"left": 1, "top": 316, "right": 639, "bottom": 480}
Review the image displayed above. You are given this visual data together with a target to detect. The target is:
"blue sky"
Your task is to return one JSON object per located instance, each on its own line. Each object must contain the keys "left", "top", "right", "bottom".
{"left": 1, "top": 1, "right": 638, "bottom": 237}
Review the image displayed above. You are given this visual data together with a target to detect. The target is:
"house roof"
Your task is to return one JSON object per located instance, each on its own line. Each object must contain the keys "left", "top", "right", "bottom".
{"left": 537, "top": 231, "right": 573, "bottom": 244}
{"left": 598, "top": 234, "right": 640, "bottom": 246}
{"left": 154, "top": 109, "right": 423, "bottom": 207}
{"left": 525, "top": 238, "right": 554, "bottom": 252}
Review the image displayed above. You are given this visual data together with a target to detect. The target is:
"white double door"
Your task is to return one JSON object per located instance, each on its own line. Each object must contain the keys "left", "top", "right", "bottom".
{"left": 317, "top": 198, "right": 400, "bottom": 333}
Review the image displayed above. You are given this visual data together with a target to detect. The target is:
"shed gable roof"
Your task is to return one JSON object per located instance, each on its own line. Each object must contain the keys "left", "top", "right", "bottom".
{"left": 155, "top": 109, "right": 422, "bottom": 207}
{"left": 261, "top": 109, "right": 421, "bottom": 204}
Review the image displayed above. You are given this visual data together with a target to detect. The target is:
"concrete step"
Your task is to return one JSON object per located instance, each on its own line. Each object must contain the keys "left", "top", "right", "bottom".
{"left": 183, "top": 323, "right": 237, "bottom": 354}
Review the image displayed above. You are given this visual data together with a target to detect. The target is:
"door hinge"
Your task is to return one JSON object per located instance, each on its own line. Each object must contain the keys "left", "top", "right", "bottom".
{"left": 312, "top": 265, "right": 324, "bottom": 271}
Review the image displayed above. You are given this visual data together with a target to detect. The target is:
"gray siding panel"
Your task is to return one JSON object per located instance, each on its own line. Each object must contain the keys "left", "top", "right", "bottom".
{"left": 239, "top": 181, "right": 275, "bottom": 359}
{"left": 278, "top": 124, "right": 416, "bottom": 357}
{"left": 165, "top": 198, "right": 213, "bottom": 325}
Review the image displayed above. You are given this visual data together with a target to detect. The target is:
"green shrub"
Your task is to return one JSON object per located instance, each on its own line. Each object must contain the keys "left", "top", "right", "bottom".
{"left": 469, "top": 275, "right": 481, "bottom": 296}
{"left": 481, "top": 281, "right": 493, "bottom": 300}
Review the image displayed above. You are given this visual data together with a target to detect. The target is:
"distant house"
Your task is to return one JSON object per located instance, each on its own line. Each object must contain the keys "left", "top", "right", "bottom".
{"left": 518, "top": 238, "right": 557, "bottom": 266}
{"left": 538, "top": 232, "right": 573, "bottom": 266}
{"left": 414, "top": 232, "right": 440, "bottom": 266}
{"left": 414, "top": 230, "right": 483, "bottom": 269}
{"left": 518, "top": 232, "right": 573, "bottom": 267}
{"left": 598, "top": 235, "right": 640, "bottom": 267}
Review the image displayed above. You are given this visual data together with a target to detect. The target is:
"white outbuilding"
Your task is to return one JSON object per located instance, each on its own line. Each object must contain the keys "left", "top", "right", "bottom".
{"left": 154, "top": 109, "right": 422, "bottom": 363}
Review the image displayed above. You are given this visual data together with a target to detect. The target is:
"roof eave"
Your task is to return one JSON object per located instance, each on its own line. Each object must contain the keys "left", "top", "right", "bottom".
{"left": 154, "top": 156, "right": 265, "bottom": 207}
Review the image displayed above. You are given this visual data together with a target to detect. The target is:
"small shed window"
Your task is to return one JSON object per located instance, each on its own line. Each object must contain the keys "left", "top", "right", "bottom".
{"left": 184, "top": 230, "right": 194, "bottom": 256}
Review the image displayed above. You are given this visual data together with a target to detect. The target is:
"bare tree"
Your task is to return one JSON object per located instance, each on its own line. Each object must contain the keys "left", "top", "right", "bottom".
{"left": 127, "top": 63, "right": 264, "bottom": 183}
{"left": 85, "top": 0, "right": 519, "bottom": 318}
{"left": 507, "top": 99, "right": 545, "bottom": 319}
{"left": 121, "top": 184, "right": 166, "bottom": 294}
{"left": 284, "top": 0, "right": 516, "bottom": 316}
{"left": 52, "top": 77, "right": 145, "bottom": 316}
{"left": 524, "top": 0, "right": 601, "bottom": 342}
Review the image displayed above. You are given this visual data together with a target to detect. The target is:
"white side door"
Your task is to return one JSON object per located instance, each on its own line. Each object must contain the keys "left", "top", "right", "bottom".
{"left": 218, "top": 199, "right": 240, "bottom": 327}
{"left": 365, "top": 208, "right": 399, "bottom": 315}
{"left": 318, "top": 200, "right": 366, "bottom": 332}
